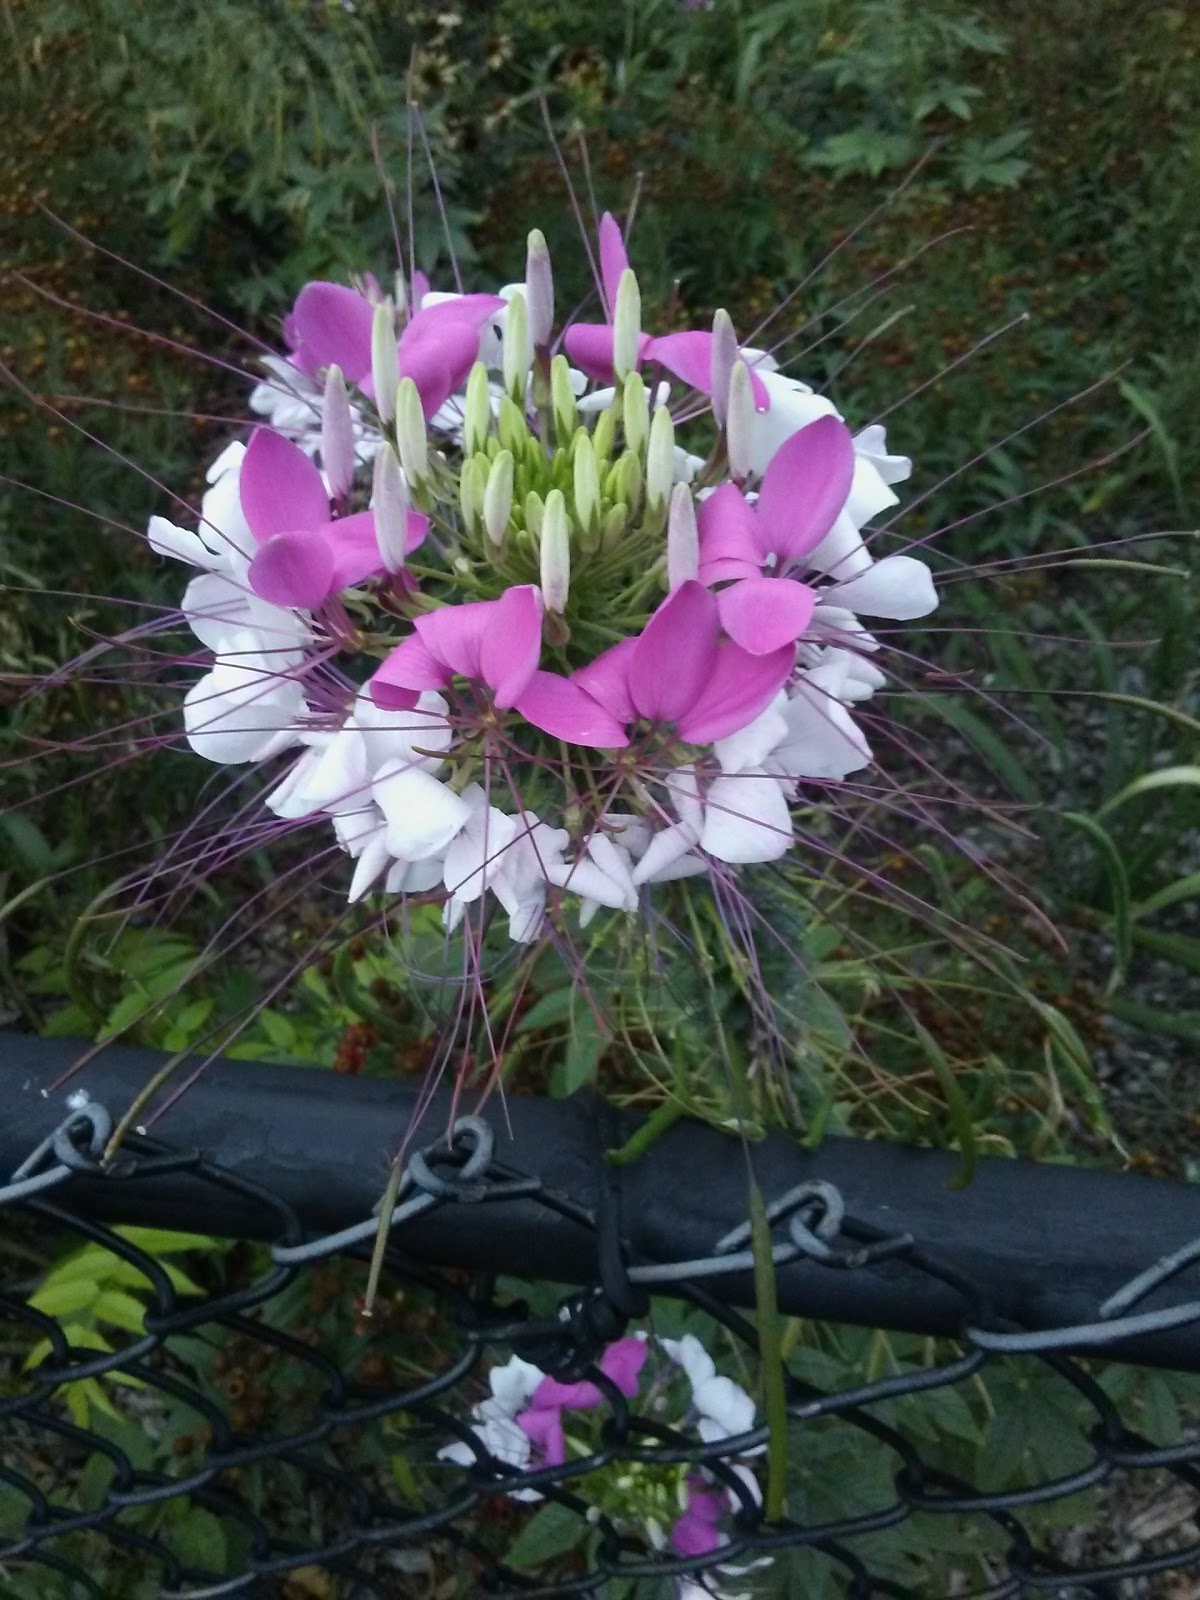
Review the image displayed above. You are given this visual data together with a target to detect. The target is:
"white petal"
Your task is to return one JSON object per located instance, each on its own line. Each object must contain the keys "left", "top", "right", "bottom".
{"left": 801, "top": 510, "right": 872, "bottom": 581}
{"left": 665, "top": 765, "right": 704, "bottom": 833}
{"left": 488, "top": 1355, "right": 546, "bottom": 1416}
{"left": 545, "top": 852, "right": 633, "bottom": 910}
{"left": 373, "top": 764, "right": 471, "bottom": 860}
{"left": 774, "top": 675, "right": 873, "bottom": 780}
{"left": 844, "top": 454, "right": 900, "bottom": 528}
{"left": 853, "top": 423, "right": 911, "bottom": 486}
{"left": 352, "top": 688, "right": 452, "bottom": 774}
{"left": 700, "top": 772, "right": 793, "bottom": 864}
{"left": 602, "top": 812, "right": 652, "bottom": 860}
{"left": 348, "top": 832, "right": 392, "bottom": 902}
{"left": 632, "top": 822, "right": 701, "bottom": 886}
{"left": 296, "top": 725, "right": 372, "bottom": 814}
{"left": 148, "top": 516, "right": 217, "bottom": 571}
{"left": 712, "top": 697, "right": 788, "bottom": 775}
{"left": 661, "top": 1333, "right": 716, "bottom": 1392}
{"left": 182, "top": 640, "right": 305, "bottom": 765}
{"left": 443, "top": 806, "right": 519, "bottom": 904}
{"left": 832, "top": 555, "right": 938, "bottom": 620}
{"left": 747, "top": 372, "right": 840, "bottom": 478}
{"left": 693, "top": 1375, "right": 756, "bottom": 1438}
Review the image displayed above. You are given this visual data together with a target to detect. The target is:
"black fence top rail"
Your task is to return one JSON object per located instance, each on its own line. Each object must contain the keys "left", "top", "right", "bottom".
{"left": 6, "top": 1034, "right": 1200, "bottom": 1370}
{"left": 4, "top": 1031, "right": 1200, "bottom": 1597}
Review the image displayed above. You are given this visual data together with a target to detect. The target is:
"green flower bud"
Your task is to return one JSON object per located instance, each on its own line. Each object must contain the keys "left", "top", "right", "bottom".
{"left": 483, "top": 449, "right": 514, "bottom": 547}
{"left": 370, "top": 298, "right": 398, "bottom": 426}
{"left": 550, "top": 353, "right": 577, "bottom": 445}
{"left": 612, "top": 267, "right": 641, "bottom": 383}
{"left": 540, "top": 488, "right": 570, "bottom": 612}
{"left": 573, "top": 429, "right": 600, "bottom": 535}
{"left": 498, "top": 394, "right": 527, "bottom": 456}
{"left": 667, "top": 481, "right": 699, "bottom": 591}
{"left": 726, "top": 358, "right": 754, "bottom": 482}
{"left": 710, "top": 307, "right": 738, "bottom": 429}
{"left": 600, "top": 501, "right": 628, "bottom": 551}
{"left": 524, "top": 489, "right": 545, "bottom": 540}
{"left": 463, "top": 361, "right": 492, "bottom": 456}
{"left": 525, "top": 228, "right": 554, "bottom": 348}
{"left": 645, "top": 402, "right": 675, "bottom": 511}
{"left": 622, "top": 371, "right": 648, "bottom": 457}
{"left": 459, "top": 453, "right": 485, "bottom": 533}
{"left": 592, "top": 404, "right": 617, "bottom": 467}
{"left": 615, "top": 449, "right": 643, "bottom": 517}
{"left": 502, "top": 290, "right": 532, "bottom": 400}
{"left": 371, "top": 441, "right": 409, "bottom": 574}
{"left": 395, "top": 376, "right": 428, "bottom": 484}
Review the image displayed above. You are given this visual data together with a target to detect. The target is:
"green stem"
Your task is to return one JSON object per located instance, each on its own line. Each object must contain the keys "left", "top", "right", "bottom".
{"left": 749, "top": 1180, "right": 788, "bottom": 1522}
{"left": 604, "top": 1097, "right": 685, "bottom": 1166}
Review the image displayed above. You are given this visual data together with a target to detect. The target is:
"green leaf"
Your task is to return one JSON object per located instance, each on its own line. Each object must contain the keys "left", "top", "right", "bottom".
{"left": 170, "top": 1507, "right": 228, "bottom": 1573}
{"left": 913, "top": 1023, "right": 976, "bottom": 1189}
{"left": 505, "top": 1501, "right": 586, "bottom": 1569}
{"left": 517, "top": 987, "right": 576, "bottom": 1033}
{"left": 1096, "top": 765, "right": 1200, "bottom": 820}
{"left": 1060, "top": 812, "right": 1131, "bottom": 992}
{"left": 93, "top": 1289, "right": 150, "bottom": 1335}
{"left": 559, "top": 1003, "right": 606, "bottom": 1094}
{"left": 920, "top": 696, "right": 1040, "bottom": 803}
{"left": 1135, "top": 871, "right": 1200, "bottom": 920}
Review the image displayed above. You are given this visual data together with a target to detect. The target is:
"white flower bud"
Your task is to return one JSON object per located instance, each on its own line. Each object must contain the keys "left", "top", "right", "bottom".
{"left": 540, "top": 489, "right": 570, "bottom": 612}
{"left": 321, "top": 364, "right": 355, "bottom": 500}
{"left": 550, "top": 354, "right": 577, "bottom": 444}
{"left": 622, "top": 371, "right": 648, "bottom": 457}
{"left": 483, "top": 449, "right": 514, "bottom": 546}
{"left": 370, "top": 298, "right": 398, "bottom": 425}
{"left": 726, "top": 359, "right": 754, "bottom": 482}
{"left": 502, "top": 289, "right": 532, "bottom": 399}
{"left": 612, "top": 267, "right": 641, "bottom": 384}
{"left": 645, "top": 402, "right": 675, "bottom": 511}
{"left": 463, "top": 362, "right": 492, "bottom": 457}
{"left": 525, "top": 228, "right": 554, "bottom": 349}
{"left": 573, "top": 429, "right": 600, "bottom": 534}
{"left": 459, "top": 454, "right": 485, "bottom": 532}
{"left": 372, "top": 442, "right": 410, "bottom": 575}
{"left": 710, "top": 308, "right": 738, "bottom": 429}
{"left": 667, "top": 482, "right": 699, "bottom": 591}
{"left": 395, "top": 376, "right": 428, "bottom": 485}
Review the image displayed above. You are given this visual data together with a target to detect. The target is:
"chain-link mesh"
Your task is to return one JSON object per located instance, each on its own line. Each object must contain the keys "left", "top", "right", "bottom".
{"left": 5, "top": 1093, "right": 1200, "bottom": 1597}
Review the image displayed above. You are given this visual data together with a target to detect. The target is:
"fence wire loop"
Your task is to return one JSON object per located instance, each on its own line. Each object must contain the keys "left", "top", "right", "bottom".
{"left": 7, "top": 1093, "right": 1200, "bottom": 1598}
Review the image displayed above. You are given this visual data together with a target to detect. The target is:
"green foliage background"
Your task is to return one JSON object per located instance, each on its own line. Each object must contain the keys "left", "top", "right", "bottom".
{"left": 1, "top": 3, "right": 1199, "bottom": 1591}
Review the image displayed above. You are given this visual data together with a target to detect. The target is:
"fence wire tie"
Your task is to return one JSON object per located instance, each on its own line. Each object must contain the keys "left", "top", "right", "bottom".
{"left": 0, "top": 1102, "right": 114, "bottom": 1206}
{"left": 271, "top": 1115, "right": 500, "bottom": 1265}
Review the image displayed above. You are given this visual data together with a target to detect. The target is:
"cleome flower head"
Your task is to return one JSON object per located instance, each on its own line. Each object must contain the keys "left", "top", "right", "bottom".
{"left": 146, "top": 212, "right": 937, "bottom": 945}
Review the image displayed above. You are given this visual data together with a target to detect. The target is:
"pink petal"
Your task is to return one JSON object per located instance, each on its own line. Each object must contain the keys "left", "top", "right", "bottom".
{"left": 515, "top": 672, "right": 630, "bottom": 749}
{"left": 247, "top": 530, "right": 334, "bottom": 609}
{"left": 677, "top": 642, "right": 794, "bottom": 744}
{"left": 404, "top": 509, "right": 430, "bottom": 556}
{"left": 480, "top": 585, "right": 544, "bottom": 708}
{"left": 571, "top": 638, "right": 639, "bottom": 725}
{"left": 409, "top": 270, "right": 431, "bottom": 308}
{"left": 756, "top": 415, "right": 856, "bottom": 563}
{"left": 696, "top": 482, "right": 768, "bottom": 578}
{"left": 516, "top": 1405, "right": 566, "bottom": 1466}
{"left": 563, "top": 321, "right": 617, "bottom": 384}
{"left": 289, "top": 281, "right": 375, "bottom": 385}
{"left": 598, "top": 212, "right": 629, "bottom": 315}
{"left": 563, "top": 323, "right": 654, "bottom": 385}
{"left": 716, "top": 575, "right": 816, "bottom": 655}
{"left": 530, "top": 1375, "right": 602, "bottom": 1411}
{"left": 369, "top": 636, "right": 451, "bottom": 704}
{"left": 414, "top": 601, "right": 489, "bottom": 681}
{"left": 399, "top": 313, "right": 489, "bottom": 417}
{"left": 630, "top": 582, "right": 719, "bottom": 725}
{"left": 240, "top": 428, "right": 330, "bottom": 542}
{"left": 646, "top": 332, "right": 770, "bottom": 408}
{"left": 325, "top": 509, "right": 385, "bottom": 591}
{"left": 600, "top": 1337, "right": 647, "bottom": 1398}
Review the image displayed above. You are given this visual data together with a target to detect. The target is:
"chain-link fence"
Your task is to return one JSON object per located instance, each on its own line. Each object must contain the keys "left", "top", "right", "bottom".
{"left": 5, "top": 1033, "right": 1200, "bottom": 1597}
